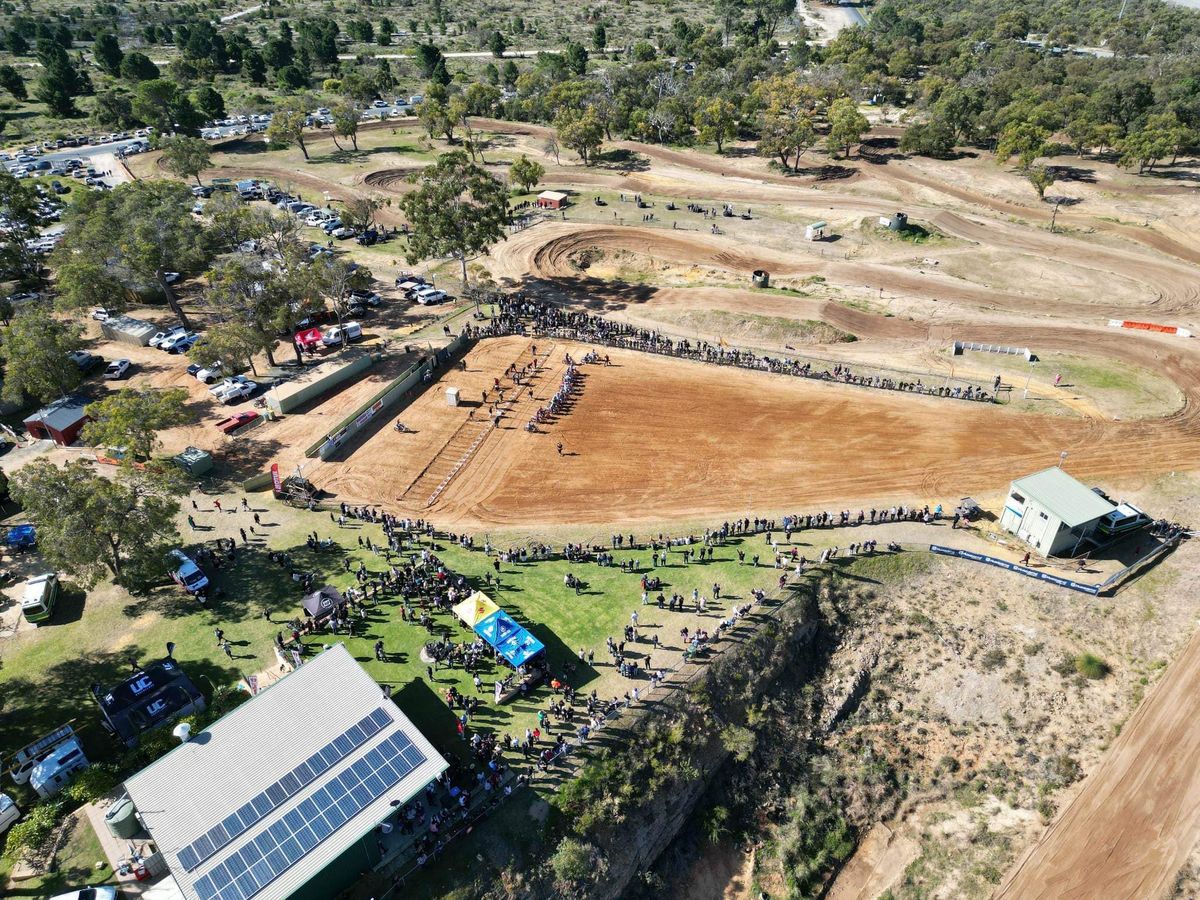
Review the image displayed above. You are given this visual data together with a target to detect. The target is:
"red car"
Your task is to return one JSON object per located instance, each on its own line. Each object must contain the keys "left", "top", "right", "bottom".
{"left": 215, "top": 411, "right": 259, "bottom": 434}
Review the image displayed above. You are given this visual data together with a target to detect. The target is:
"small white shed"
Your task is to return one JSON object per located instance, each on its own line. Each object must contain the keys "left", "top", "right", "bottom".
{"left": 805, "top": 221, "right": 827, "bottom": 241}
{"left": 446, "top": 387, "right": 461, "bottom": 407}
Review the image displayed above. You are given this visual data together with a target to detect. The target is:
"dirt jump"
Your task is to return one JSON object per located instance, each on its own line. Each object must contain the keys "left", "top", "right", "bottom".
{"left": 272, "top": 117, "right": 1200, "bottom": 896}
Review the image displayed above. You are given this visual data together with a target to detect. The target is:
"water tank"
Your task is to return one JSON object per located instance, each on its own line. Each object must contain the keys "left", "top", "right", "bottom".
{"left": 104, "top": 797, "right": 141, "bottom": 839}
{"left": 751, "top": 270, "right": 770, "bottom": 288}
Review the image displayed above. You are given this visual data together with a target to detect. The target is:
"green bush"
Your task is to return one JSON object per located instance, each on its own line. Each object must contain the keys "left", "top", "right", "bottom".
{"left": 63, "top": 763, "right": 120, "bottom": 804}
{"left": 550, "top": 837, "right": 604, "bottom": 889}
{"left": 1074, "top": 653, "right": 1110, "bottom": 679}
{"left": 3, "top": 801, "right": 63, "bottom": 865}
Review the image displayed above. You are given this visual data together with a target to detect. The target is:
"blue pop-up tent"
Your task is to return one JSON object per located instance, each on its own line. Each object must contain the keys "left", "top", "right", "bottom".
{"left": 474, "top": 609, "right": 545, "bottom": 668}
{"left": 6, "top": 524, "right": 35, "bottom": 550}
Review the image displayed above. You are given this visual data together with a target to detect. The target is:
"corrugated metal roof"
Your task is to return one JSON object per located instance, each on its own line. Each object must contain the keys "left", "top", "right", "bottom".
{"left": 1011, "top": 467, "right": 1116, "bottom": 528}
{"left": 124, "top": 644, "right": 446, "bottom": 900}
{"left": 23, "top": 395, "right": 88, "bottom": 432}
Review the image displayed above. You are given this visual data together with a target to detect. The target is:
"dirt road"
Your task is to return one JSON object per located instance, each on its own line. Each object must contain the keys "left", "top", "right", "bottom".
{"left": 995, "top": 625, "right": 1200, "bottom": 900}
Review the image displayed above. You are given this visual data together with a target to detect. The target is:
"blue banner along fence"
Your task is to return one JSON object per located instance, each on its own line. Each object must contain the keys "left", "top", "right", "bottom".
{"left": 929, "top": 544, "right": 1102, "bottom": 595}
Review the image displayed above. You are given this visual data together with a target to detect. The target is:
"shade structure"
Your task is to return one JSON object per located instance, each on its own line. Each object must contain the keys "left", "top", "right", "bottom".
{"left": 451, "top": 591, "right": 500, "bottom": 628}
{"left": 474, "top": 609, "right": 545, "bottom": 668}
{"left": 302, "top": 585, "right": 345, "bottom": 620}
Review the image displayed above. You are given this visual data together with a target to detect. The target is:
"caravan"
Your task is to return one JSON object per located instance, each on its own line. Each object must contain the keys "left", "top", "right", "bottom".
{"left": 30, "top": 736, "right": 89, "bottom": 798}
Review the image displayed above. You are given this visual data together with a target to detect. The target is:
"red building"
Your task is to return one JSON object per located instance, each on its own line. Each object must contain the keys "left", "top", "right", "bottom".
{"left": 536, "top": 190, "right": 568, "bottom": 210}
{"left": 23, "top": 395, "right": 90, "bottom": 446}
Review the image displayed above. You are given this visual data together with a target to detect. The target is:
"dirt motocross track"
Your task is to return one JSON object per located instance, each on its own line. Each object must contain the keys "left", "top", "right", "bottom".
{"left": 307, "top": 124, "right": 1200, "bottom": 898}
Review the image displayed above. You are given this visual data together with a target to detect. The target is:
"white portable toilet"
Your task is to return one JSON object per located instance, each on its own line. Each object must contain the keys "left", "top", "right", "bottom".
{"left": 446, "top": 387, "right": 460, "bottom": 407}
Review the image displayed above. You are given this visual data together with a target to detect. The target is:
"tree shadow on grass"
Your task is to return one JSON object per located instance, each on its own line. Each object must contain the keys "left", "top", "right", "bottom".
{"left": 0, "top": 646, "right": 235, "bottom": 765}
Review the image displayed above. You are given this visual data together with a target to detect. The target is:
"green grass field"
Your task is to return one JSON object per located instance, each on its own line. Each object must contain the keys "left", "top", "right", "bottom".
{"left": 0, "top": 498, "right": 791, "bottom": 787}
{"left": 0, "top": 488, "right": 927, "bottom": 892}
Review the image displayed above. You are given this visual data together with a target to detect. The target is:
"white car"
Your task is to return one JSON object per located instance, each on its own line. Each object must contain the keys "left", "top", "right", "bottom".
{"left": 103, "top": 359, "right": 131, "bottom": 379}
{"left": 91, "top": 307, "right": 110, "bottom": 322}
{"left": 210, "top": 376, "right": 255, "bottom": 403}
{"left": 195, "top": 362, "right": 224, "bottom": 384}
{"left": 49, "top": 886, "right": 118, "bottom": 900}
{"left": 414, "top": 287, "right": 448, "bottom": 305}
{"left": 149, "top": 326, "right": 185, "bottom": 349}
{"left": 159, "top": 331, "right": 197, "bottom": 353}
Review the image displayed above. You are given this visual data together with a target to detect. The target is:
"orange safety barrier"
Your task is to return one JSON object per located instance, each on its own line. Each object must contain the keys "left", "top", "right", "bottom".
{"left": 1119, "top": 320, "right": 1178, "bottom": 334}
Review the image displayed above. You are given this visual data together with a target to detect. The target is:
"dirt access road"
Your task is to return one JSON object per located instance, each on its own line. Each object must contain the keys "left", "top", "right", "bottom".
{"left": 995, "top": 625, "right": 1200, "bottom": 900}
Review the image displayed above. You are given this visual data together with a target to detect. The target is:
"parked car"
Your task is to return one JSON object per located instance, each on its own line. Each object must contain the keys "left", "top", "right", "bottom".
{"left": 161, "top": 331, "right": 199, "bottom": 353}
{"left": 0, "top": 793, "right": 19, "bottom": 835}
{"left": 163, "top": 271, "right": 181, "bottom": 284}
{"left": 48, "top": 887, "right": 118, "bottom": 900}
{"left": 150, "top": 326, "right": 186, "bottom": 349}
{"left": 103, "top": 358, "right": 131, "bottom": 380}
{"left": 168, "top": 549, "right": 208, "bottom": 594}
{"left": 91, "top": 307, "right": 109, "bottom": 322}
{"left": 210, "top": 376, "right": 256, "bottom": 403}
{"left": 21, "top": 573, "right": 58, "bottom": 624}
{"left": 215, "top": 410, "right": 259, "bottom": 434}
{"left": 195, "top": 362, "right": 225, "bottom": 384}
{"left": 321, "top": 219, "right": 343, "bottom": 235}
{"left": 67, "top": 350, "right": 102, "bottom": 372}
{"left": 331, "top": 226, "right": 355, "bottom": 239}
{"left": 348, "top": 289, "right": 382, "bottom": 307}
{"left": 322, "top": 322, "right": 363, "bottom": 345}
{"left": 191, "top": 185, "right": 213, "bottom": 198}
{"left": 413, "top": 287, "right": 448, "bottom": 305}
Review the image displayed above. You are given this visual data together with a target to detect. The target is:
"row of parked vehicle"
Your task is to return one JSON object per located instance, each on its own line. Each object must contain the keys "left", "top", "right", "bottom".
{"left": 395, "top": 273, "right": 449, "bottom": 305}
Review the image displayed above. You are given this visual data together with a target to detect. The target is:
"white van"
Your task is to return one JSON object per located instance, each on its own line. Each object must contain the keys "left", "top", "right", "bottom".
{"left": 322, "top": 322, "right": 363, "bottom": 345}
{"left": 21, "top": 573, "right": 59, "bottom": 625}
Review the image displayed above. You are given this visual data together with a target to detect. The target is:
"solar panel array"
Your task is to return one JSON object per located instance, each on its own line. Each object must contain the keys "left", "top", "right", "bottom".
{"left": 176, "top": 707, "right": 393, "bottom": 874}
{"left": 191, "top": 728, "right": 427, "bottom": 900}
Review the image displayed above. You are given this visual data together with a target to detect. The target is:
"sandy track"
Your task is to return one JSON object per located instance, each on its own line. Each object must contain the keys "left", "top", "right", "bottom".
{"left": 995, "top": 625, "right": 1200, "bottom": 900}
{"left": 496, "top": 221, "right": 1192, "bottom": 322}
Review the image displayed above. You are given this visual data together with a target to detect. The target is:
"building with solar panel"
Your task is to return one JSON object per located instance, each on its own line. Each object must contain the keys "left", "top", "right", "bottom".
{"left": 122, "top": 644, "right": 447, "bottom": 900}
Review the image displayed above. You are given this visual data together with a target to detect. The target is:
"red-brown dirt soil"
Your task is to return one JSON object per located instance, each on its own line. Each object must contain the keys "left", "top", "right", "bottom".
{"left": 306, "top": 337, "right": 1197, "bottom": 531}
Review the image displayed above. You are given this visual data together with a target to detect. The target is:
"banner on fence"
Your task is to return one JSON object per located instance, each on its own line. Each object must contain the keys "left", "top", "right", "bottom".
{"left": 270, "top": 463, "right": 282, "bottom": 497}
{"left": 929, "top": 544, "right": 1101, "bottom": 595}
